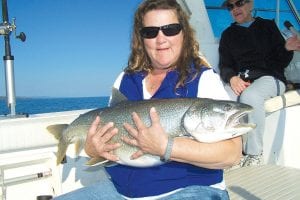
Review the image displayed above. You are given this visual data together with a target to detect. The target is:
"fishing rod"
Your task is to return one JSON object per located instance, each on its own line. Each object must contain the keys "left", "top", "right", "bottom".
{"left": 284, "top": 20, "right": 300, "bottom": 39}
{"left": 1, "top": 0, "right": 26, "bottom": 116}
{"left": 285, "top": 0, "right": 300, "bottom": 25}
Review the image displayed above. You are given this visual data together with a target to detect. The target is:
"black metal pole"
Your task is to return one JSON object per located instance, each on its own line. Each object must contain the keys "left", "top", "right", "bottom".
{"left": 2, "top": 0, "right": 8, "bottom": 21}
{"left": 2, "top": 0, "right": 12, "bottom": 57}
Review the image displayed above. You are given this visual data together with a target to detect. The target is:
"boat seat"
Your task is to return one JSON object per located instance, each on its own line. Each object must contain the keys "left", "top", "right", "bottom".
{"left": 255, "top": 50, "right": 300, "bottom": 113}
{"left": 264, "top": 89, "right": 300, "bottom": 113}
{"left": 225, "top": 165, "right": 300, "bottom": 200}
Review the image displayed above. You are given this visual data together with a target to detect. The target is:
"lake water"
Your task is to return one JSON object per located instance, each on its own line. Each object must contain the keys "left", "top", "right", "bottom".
{"left": 0, "top": 96, "right": 109, "bottom": 116}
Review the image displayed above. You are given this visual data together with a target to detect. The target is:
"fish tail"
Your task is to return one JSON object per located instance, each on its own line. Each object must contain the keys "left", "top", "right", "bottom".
{"left": 56, "top": 140, "right": 69, "bottom": 165}
{"left": 47, "top": 124, "right": 68, "bottom": 140}
{"left": 46, "top": 124, "right": 69, "bottom": 165}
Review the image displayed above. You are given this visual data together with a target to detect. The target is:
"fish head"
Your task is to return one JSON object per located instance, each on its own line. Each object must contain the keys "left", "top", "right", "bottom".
{"left": 183, "top": 99, "right": 256, "bottom": 143}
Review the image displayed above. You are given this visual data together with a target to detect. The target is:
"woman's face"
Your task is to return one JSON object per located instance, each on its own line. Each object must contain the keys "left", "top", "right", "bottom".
{"left": 142, "top": 9, "right": 183, "bottom": 71}
{"left": 228, "top": 0, "right": 253, "bottom": 24}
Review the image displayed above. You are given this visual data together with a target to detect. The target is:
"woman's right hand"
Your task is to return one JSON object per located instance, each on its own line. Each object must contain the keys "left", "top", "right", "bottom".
{"left": 84, "top": 116, "right": 121, "bottom": 161}
{"left": 229, "top": 76, "right": 250, "bottom": 96}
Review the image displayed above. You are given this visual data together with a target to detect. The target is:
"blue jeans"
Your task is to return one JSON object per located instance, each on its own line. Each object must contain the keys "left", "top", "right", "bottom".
{"left": 54, "top": 178, "right": 229, "bottom": 200}
{"left": 161, "top": 186, "right": 229, "bottom": 200}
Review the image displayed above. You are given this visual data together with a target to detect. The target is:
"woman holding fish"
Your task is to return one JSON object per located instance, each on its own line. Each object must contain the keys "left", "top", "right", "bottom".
{"left": 54, "top": 0, "right": 243, "bottom": 199}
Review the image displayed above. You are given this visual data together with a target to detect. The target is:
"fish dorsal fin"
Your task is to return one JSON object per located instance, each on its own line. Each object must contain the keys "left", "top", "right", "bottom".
{"left": 109, "top": 87, "right": 128, "bottom": 107}
{"left": 47, "top": 124, "right": 68, "bottom": 140}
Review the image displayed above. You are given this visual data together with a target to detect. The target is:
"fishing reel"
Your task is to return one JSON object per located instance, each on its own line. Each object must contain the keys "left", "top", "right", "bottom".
{"left": 0, "top": 17, "right": 26, "bottom": 42}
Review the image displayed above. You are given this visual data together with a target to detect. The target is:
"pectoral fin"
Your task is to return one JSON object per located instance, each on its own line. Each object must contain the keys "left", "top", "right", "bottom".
{"left": 85, "top": 157, "right": 110, "bottom": 166}
{"left": 75, "top": 139, "right": 84, "bottom": 157}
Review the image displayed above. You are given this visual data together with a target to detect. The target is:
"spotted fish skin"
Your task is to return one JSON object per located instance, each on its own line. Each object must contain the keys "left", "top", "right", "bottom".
{"left": 48, "top": 98, "right": 254, "bottom": 167}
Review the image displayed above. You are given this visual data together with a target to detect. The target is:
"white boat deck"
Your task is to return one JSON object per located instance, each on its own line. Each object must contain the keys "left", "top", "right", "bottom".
{"left": 225, "top": 165, "right": 300, "bottom": 200}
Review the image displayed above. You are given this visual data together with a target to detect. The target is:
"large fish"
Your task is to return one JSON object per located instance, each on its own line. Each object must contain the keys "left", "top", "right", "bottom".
{"left": 48, "top": 93, "right": 255, "bottom": 167}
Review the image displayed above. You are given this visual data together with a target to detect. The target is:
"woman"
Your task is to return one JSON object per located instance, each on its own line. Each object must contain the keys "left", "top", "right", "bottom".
{"left": 219, "top": 0, "right": 300, "bottom": 167}
{"left": 55, "top": 0, "right": 241, "bottom": 199}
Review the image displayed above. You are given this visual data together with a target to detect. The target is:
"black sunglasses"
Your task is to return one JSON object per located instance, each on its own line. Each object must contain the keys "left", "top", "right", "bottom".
{"left": 226, "top": 0, "right": 250, "bottom": 11}
{"left": 140, "top": 23, "right": 182, "bottom": 39}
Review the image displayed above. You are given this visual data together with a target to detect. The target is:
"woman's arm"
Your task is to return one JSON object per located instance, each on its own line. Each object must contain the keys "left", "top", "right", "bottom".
{"left": 198, "top": 69, "right": 230, "bottom": 100}
{"left": 170, "top": 136, "right": 242, "bottom": 169}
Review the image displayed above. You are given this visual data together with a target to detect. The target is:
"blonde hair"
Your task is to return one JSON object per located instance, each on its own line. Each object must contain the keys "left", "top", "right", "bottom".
{"left": 125, "top": 0, "right": 209, "bottom": 89}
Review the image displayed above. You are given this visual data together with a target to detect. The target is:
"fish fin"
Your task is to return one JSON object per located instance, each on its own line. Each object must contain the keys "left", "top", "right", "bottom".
{"left": 178, "top": 133, "right": 192, "bottom": 137}
{"left": 47, "top": 124, "right": 68, "bottom": 140}
{"left": 85, "top": 157, "right": 110, "bottom": 166}
{"left": 46, "top": 124, "right": 69, "bottom": 165}
{"left": 74, "top": 139, "right": 84, "bottom": 157}
{"left": 56, "top": 140, "right": 69, "bottom": 165}
{"left": 109, "top": 87, "right": 128, "bottom": 107}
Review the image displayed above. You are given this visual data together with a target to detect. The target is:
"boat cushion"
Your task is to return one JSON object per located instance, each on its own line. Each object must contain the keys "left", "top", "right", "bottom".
{"left": 264, "top": 89, "right": 300, "bottom": 112}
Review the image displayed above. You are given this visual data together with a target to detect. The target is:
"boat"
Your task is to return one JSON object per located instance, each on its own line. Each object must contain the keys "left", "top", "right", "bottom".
{"left": 0, "top": 0, "right": 300, "bottom": 199}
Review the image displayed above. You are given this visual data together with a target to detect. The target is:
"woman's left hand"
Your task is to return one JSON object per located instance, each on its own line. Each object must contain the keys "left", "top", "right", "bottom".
{"left": 123, "top": 107, "right": 169, "bottom": 159}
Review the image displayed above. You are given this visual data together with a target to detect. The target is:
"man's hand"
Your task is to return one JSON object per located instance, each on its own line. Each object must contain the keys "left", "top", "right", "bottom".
{"left": 229, "top": 76, "right": 251, "bottom": 96}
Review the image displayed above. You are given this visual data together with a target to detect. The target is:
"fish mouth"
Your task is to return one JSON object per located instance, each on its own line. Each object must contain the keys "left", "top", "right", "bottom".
{"left": 226, "top": 108, "right": 256, "bottom": 130}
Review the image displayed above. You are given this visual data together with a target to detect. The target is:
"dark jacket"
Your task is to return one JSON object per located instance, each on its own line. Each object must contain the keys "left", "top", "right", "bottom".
{"left": 219, "top": 17, "right": 293, "bottom": 83}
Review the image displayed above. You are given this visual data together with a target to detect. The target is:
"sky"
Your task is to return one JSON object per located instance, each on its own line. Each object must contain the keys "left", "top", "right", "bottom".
{"left": 0, "top": 0, "right": 142, "bottom": 97}
{"left": 0, "top": 0, "right": 299, "bottom": 97}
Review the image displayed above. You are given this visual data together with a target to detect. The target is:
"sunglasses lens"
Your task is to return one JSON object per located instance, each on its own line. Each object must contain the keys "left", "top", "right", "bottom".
{"left": 236, "top": 0, "right": 245, "bottom": 7}
{"left": 226, "top": 3, "right": 234, "bottom": 10}
{"left": 226, "top": 0, "right": 248, "bottom": 11}
{"left": 162, "top": 24, "right": 182, "bottom": 36}
{"left": 140, "top": 27, "right": 159, "bottom": 39}
{"left": 140, "top": 24, "right": 181, "bottom": 39}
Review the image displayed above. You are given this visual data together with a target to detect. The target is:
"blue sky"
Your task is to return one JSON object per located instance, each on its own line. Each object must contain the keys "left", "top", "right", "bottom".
{"left": 0, "top": 0, "right": 142, "bottom": 97}
{"left": 0, "top": 0, "right": 299, "bottom": 97}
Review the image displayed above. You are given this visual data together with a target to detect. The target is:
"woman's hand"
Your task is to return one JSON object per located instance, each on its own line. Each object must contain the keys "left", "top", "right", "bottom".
{"left": 123, "top": 107, "right": 169, "bottom": 160}
{"left": 123, "top": 108, "right": 241, "bottom": 169}
{"left": 84, "top": 116, "right": 121, "bottom": 161}
{"left": 229, "top": 76, "right": 250, "bottom": 96}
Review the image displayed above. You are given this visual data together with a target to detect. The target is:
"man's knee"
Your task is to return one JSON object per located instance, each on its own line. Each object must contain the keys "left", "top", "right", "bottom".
{"left": 239, "top": 90, "right": 262, "bottom": 106}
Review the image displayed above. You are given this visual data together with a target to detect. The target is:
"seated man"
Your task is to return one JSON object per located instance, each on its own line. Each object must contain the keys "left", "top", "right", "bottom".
{"left": 218, "top": 0, "right": 300, "bottom": 166}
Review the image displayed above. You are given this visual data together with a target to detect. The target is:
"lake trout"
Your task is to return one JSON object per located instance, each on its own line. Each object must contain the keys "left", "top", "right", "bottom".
{"left": 47, "top": 95, "right": 255, "bottom": 167}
